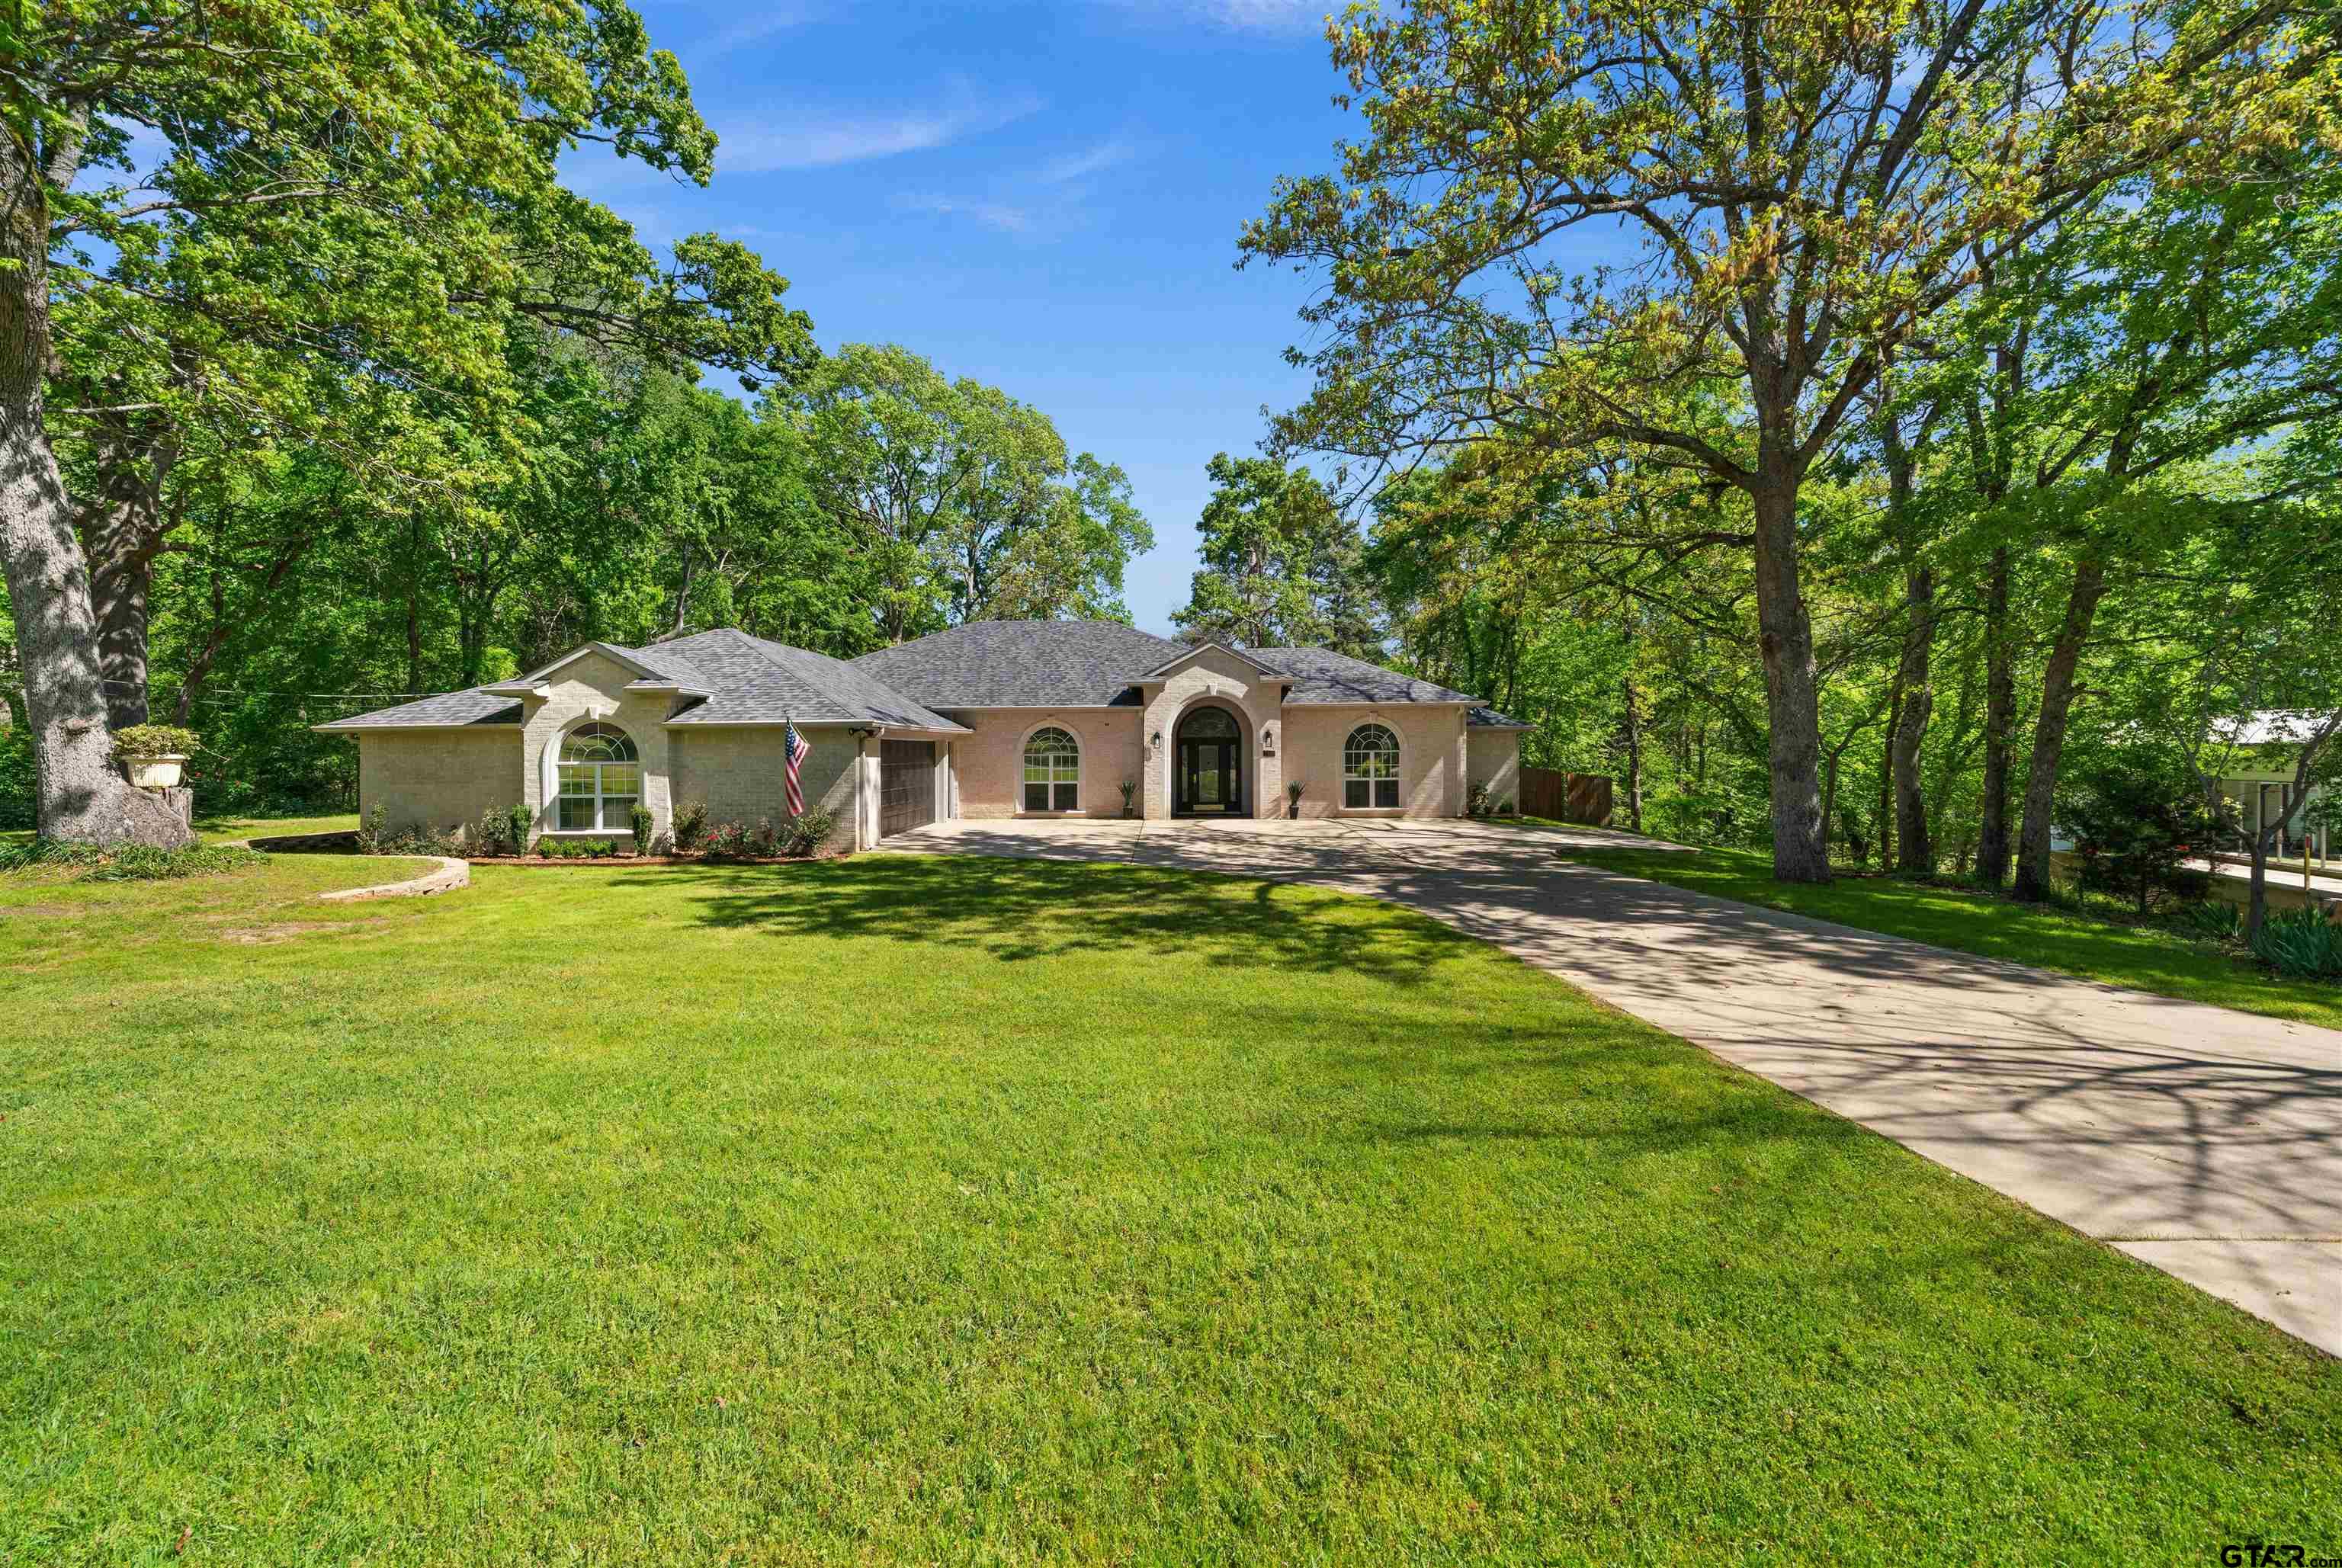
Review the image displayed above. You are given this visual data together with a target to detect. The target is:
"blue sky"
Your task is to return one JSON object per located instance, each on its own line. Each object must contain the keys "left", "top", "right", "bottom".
{"left": 561, "top": 0, "right": 1363, "bottom": 634}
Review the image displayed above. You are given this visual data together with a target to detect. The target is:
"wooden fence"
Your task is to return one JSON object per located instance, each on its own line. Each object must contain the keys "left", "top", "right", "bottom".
{"left": 1518, "top": 767, "right": 1613, "bottom": 826}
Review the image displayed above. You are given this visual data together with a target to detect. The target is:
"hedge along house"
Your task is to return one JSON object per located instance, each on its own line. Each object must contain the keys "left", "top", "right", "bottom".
{"left": 319, "top": 621, "right": 1532, "bottom": 851}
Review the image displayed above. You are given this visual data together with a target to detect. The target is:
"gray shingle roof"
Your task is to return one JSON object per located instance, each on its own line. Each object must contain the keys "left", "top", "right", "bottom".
{"left": 1466, "top": 704, "right": 1532, "bottom": 729}
{"left": 314, "top": 688, "right": 521, "bottom": 730}
{"left": 850, "top": 620, "right": 1186, "bottom": 707}
{"left": 640, "top": 629, "right": 965, "bottom": 729}
{"left": 319, "top": 624, "right": 1519, "bottom": 734}
{"left": 1251, "top": 646, "right": 1481, "bottom": 707}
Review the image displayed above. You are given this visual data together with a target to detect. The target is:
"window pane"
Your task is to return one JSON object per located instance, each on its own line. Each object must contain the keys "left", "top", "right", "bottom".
{"left": 1375, "top": 779, "right": 1399, "bottom": 808}
{"left": 559, "top": 797, "right": 595, "bottom": 830}
{"left": 1345, "top": 779, "right": 1368, "bottom": 808}
{"left": 602, "top": 795, "right": 639, "bottom": 830}
{"left": 559, "top": 765, "right": 593, "bottom": 796}
{"left": 1054, "top": 781, "right": 1079, "bottom": 811}
{"left": 1025, "top": 782, "right": 1048, "bottom": 812}
{"left": 601, "top": 765, "right": 640, "bottom": 796}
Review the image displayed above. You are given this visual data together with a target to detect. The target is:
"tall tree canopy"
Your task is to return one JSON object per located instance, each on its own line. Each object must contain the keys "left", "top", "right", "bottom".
{"left": 4, "top": 0, "right": 810, "bottom": 843}
{"left": 1174, "top": 452, "right": 1380, "bottom": 656}
{"left": 1240, "top": 0, "right": 2334, "bottom": 880}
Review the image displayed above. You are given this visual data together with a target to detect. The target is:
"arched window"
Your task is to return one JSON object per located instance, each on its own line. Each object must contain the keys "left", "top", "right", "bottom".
{"left": 557, "top": 722, "right": 640, "bottom": 830}
{"left": 1343, "top": 723, "right": 1400, "bottom": 809}
{"left": 1022, "top": 726, "right": 1080, "bottom": 812}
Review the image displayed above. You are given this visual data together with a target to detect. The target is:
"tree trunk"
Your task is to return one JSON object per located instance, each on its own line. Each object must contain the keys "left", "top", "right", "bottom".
{"left": 1621, "top": 672, "right": 1644, "bottom": 835}
{"left": 78, "top": 422, "right": 179, "bottom": 730}
{"left": 1891, "top": 565, "right": 1936, "bottom": 874}
{"left": 1976, "top": 547, "right": 2016, "bottom": 889}
{"left": 1749, "top": 483, "right": 1830, "bottom": 880}
{"left": 0, "top": 124, "right": 191, "bottom": 846}
{"left": 2012, "top": 560, "right": 2108, "bottom": 901}
{"left": 1877, "top": 669, "right": 1901, "bottom": 870}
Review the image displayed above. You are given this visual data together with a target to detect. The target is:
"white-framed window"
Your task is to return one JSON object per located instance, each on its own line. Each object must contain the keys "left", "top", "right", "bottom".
{"left": 1022, "top": 726, "right": 1080, "bottom": 812}
{"left": 1343, "top": 723, "right": 1400, "bottom": 809}
{"left": 557, "top": 722, "right": 640, "bottom": 830}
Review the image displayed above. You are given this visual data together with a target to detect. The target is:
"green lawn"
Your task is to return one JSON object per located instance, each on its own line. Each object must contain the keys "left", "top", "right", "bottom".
{"left": 2, "top": 852, "right": 2336, "bottom": 1563}
{"left": 1553, "top": 842, "right": 2342, "bottom": 1034}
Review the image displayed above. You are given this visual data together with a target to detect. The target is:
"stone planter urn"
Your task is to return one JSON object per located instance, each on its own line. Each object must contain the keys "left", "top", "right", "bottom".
{"left": 125, "top": 754, "right": 189, "bottom": 789}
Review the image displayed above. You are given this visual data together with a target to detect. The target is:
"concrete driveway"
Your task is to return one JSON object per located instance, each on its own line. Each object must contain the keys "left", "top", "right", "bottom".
{"left": 880, "top": 816, "right": 2342, "bottom": 1355}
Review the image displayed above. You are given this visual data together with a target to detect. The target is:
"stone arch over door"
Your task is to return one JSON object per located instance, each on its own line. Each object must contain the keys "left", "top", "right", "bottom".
{"left": 1172, "top": 701, "right": 1253, "bottom": 816}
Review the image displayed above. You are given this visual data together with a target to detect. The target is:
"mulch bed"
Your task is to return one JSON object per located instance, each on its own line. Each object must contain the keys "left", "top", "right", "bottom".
{"left": 245, "top": 832, "right": 842, "bottom": 866}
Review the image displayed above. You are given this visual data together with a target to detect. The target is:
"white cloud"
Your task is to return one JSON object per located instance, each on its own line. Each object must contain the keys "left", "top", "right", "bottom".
{"left": 715, "top": 88, "right": 1044, "bottom": 172}
{"left": 1038, "top": 137, "right": 1135, "bottom": 185}
{"left": 895, "top": 193, "right": 1034, "bottom": 233}
{"left": 704, "top": 8, "right": 824, "bottom": 52}
{"left": 1108, "top": 0, "right": 1330, "bottom": 32}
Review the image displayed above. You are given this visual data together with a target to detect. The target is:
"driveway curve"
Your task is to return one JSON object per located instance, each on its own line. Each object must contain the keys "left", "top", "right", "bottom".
{"left": 881, "top": 816, "right": 2342, "bottom": 1355}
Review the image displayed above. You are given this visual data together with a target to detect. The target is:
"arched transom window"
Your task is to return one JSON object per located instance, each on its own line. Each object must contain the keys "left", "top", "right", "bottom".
{"left": 1022, "top": 726, "right": 1080, "bottom": 812}
{"left": 1343, "top": 723, "right": 1400, "bottom": 809}
{"left": 557, "top": 722, "right": 640, "bottom": 830}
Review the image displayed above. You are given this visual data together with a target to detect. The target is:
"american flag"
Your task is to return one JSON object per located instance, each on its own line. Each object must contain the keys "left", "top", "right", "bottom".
{"left": 784, "top": 720, "right": 810, "bottom": 815}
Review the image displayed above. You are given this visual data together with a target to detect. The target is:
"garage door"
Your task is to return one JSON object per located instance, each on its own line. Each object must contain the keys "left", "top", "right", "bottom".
{"left": 879, "top": 739, "right": 937, "bottom": 838}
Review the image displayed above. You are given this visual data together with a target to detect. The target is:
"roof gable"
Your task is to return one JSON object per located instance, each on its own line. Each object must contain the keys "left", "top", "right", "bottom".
{"left": 1253, "top": 646, "right": 1484, "bottom": 707}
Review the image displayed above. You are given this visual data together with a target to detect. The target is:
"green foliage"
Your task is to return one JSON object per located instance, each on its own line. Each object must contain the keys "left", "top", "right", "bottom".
{"left": 2058, "top": 749, "right": 2231, "bottom": 916}
{"left": 506, "top": 803, "right": 534, "bottom": 852}
{"left": 0, "top": 839, "right": 267, "bottom": 881}
{"left": 1468, "top": 781, "right": 1492, "bottom": 816}
{"left": 109, "top": 725, "right": 200, "bottom": 761}
{"left": 778, "top": 808, "right": 837, "bottom": 859}
{"left": 1175, "top": 453, "right": 1378, "bottom": 654}
{"left": 0, "top": 724, "right": 33, "bottom": 832}
{"left": 358, "top": 806, "right": 463, "bottom": 857}
{"left": 630, "top": 804, "right": 655, "bottom": 855}
{"left": 672, "top": 802, "right": 709, "bottom": 851}
{"left": 2250, "top": 906, "right": 2342, "bottom": 980}
{"left": 2168, "top": 901, "right": 2244, "bottom": 943}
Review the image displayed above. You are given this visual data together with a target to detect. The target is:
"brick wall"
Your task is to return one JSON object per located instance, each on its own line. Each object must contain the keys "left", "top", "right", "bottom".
{"left": 358, "top": 729, "right": 525, "bottom": 836}
{"left": 1279, "top": 704, "right": 1466, "bottom": 819}
{"left": 670, "top": 726, "right": 859, "bottom": 854}
{"left": 947, "top": 708, "right": 1146, "bottom": 818}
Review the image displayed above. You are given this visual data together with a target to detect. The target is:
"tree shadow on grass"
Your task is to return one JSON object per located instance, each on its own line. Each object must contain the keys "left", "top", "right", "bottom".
{"left": 627, "top": 855, "right": 1474, "bottom": 987}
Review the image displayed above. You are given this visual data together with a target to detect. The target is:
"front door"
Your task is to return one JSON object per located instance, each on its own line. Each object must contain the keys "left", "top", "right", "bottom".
{"left": 1175, "top": 707, "right": 1243, "bottom": 815}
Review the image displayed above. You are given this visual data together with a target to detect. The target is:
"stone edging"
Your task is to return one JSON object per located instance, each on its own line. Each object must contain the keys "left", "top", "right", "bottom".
{"left": 315, "top": 855, "right": 470, "bottom": 903}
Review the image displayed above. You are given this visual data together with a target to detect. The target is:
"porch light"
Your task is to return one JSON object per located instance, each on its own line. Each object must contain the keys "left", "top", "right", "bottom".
{"left": 1150, "top": 730, "right": 1163, "bottom": 749}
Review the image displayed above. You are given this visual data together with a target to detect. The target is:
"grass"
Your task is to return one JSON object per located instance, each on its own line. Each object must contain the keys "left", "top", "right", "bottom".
{"left": 1551, "top": 841, "right": 2342, "bottom": 1034}
{"left": 2, "top": 851, "right": 2337, "bottom": 1563}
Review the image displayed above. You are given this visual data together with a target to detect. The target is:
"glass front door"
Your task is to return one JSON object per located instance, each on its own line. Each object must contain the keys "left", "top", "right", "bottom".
{"left": 1181, "top": 740, "right": 1237, "bottom": 813}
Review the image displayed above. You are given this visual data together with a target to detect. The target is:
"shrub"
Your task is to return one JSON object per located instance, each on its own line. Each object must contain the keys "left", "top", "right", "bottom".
{"left": 2250, "top": 906, "right": 2342, "bottom": 980}
{"left": 368, "top": 819, "right": 464, "bottom": 857}
{"left": 472, "top": 806, "right": 512, "bottom": 856}
{"left": 752, "top": 816, "right": 778, "bottom": 856}
{"left": 779, "top": 807, "right": 838, "bottom": 858}
{"left": 1497, "top": 797, "right": 1515, "bottom": 816}
{"left": 533, "top": 835, "right": 566, "bottom": 858}
{"left": 702, "top": 820, "right": 753, "bottom": 859}
{"left": 357, "top": 803, "right": 386, "bottom": 855}
{"left": 0, "top": 838, "right": 267, "bottom": 881}
{"left": 630, "top": 803, "right": 655, "bottom": 855}
{"left": 505, "top": 802, "right": 534, "bottom": 850}
{"left": 1468, "top": 781, "right": 1492, "bottom": 816}
{"left": 2168, "top": 900, "right": 2243, "bottom": 942}
{"left": 673, "top": 801, "right": 708, "bottom": 850}
{"left": 650, "top": 832, "right": 673, "bottom": 856}
{"left": 586, "top": 838, "right": 617, "bottom": 858}
{"left": 109, "top": 723, "right": 200, "bottom": 761}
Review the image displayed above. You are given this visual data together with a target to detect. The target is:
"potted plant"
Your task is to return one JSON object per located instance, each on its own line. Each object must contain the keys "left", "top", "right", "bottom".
{"left": 1286, "top": 779, "right": 1306, "bottom": 820}
{"left": 112, "top": 724, "right": 200, "bottom": 789}
{"left": 1118, "top": 779, "right": 1137, "bottom": 819}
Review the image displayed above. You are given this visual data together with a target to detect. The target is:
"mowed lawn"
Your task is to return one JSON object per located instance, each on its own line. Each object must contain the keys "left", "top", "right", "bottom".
{"left": 1553, "top": 841, "right": 2342, "bottom": 1034}
{"left": 2, "top": 851, "right": 2337, "bottom": 1563}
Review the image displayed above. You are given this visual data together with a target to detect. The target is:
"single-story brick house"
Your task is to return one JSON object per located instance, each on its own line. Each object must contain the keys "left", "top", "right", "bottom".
{"left": 318, "top": 620, "right": 1531, "bottom": 852}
